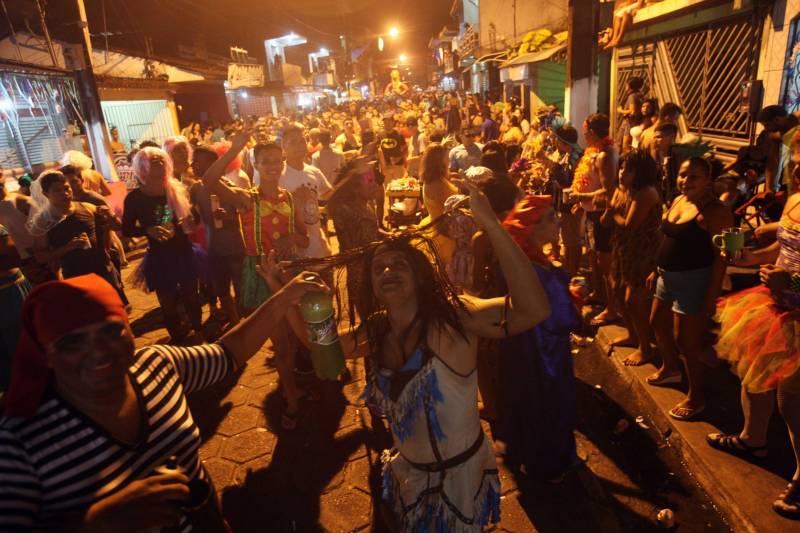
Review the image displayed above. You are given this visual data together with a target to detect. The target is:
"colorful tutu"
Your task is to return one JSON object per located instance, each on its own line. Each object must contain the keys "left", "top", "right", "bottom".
{"left": 716, "top": 285, "right": 800, "bottom": 393}
{"left": 132, "top": 243, "right": 204, "bottom": 292}
{"left": 240, "top": 255, "right": 271, "bottom": 310}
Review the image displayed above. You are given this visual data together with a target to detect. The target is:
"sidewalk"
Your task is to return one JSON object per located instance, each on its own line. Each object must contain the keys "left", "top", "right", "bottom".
{"left": 593, "top": 323, "right": 796, "bottom": 533}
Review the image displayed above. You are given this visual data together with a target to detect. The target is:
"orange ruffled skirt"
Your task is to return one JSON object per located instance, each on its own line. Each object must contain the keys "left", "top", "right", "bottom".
{"left": 716, "top": 286, "right": 800, "bottom": 393}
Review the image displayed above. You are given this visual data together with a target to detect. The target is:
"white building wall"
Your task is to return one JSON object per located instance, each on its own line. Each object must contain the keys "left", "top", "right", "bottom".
{"left": 479, "top": 0, "right": 569, "bottom": 51}
{"left": 758, "top": 0, "right": 800, "bottom": 107}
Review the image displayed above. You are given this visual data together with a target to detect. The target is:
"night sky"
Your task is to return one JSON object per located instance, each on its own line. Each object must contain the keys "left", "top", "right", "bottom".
{"left": 5, "top": 0, "right": 453, "bottom": 69}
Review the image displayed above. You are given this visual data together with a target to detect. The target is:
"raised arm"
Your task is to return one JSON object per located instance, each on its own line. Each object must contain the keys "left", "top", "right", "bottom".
{"left": 458, "top": 182, "right": 550, "bottom": 338}
{"left": 201, "top": 131, "right": 251, "bottom": 209}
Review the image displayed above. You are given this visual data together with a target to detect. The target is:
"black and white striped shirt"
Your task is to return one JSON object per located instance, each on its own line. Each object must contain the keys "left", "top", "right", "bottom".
{"left": 0, "top": 343, "right": 234, "bottom": 532}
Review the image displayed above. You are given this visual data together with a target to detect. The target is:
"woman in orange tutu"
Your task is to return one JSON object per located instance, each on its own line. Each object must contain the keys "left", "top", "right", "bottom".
{"left": 708, "top": 136, "right": 800, "bottom": 519}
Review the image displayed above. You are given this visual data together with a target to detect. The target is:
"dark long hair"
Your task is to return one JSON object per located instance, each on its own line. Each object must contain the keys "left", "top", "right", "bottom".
{"left": 621, "top": 149, "right": 659, "bottom": 191}
{"left": 290, "top": 230, "right": 468, "bottom": 358}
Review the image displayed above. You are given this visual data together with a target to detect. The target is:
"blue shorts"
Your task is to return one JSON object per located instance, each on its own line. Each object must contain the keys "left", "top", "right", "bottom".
{"left": 654, "top": 266, "right": 713, "bottom": 315}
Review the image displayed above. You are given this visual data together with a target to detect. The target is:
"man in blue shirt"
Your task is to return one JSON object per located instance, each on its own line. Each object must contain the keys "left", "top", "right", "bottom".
{"left": 449, "top": 127, "right": 484, "bottom": 175}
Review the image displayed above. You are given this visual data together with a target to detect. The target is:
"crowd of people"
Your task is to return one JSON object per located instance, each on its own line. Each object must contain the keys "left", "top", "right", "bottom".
{"left": 0, "top": 83, "right": 799, "bottom": 531}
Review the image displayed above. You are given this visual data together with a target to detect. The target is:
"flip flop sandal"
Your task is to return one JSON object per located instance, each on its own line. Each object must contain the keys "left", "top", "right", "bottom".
{"left": 706, "top": 433, "right": 768, "bottom": 459}
{"left": 590, "top": 315, "right": 621, "bottom": 326}
{"left": 668, "top": 403, "right": 706, "bottom": 421}
{"left": 646, "top": 373, "right": 682, "bottom": 386}
{"left": 773, "top": 480, "right": 800, "bottom": 519}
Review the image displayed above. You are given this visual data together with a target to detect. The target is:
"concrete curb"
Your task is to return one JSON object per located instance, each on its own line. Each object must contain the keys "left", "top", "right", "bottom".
{"left": 593, "top": 324, "right": 793, "bottom": 533}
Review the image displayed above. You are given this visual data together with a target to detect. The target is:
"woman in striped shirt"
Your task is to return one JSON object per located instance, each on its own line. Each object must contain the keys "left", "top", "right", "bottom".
{"left": 0, "top": 270, "right": 327, "bottom": 532}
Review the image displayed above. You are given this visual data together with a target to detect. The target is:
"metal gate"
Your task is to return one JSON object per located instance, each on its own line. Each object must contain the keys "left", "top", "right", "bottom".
{"left": 613, "top": 16, "right": 761, "bottom": 157}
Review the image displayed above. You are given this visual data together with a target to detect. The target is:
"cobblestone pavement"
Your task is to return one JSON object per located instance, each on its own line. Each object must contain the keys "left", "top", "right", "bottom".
{"left": 124, "top": 260, "right": 620, "bottom": 533}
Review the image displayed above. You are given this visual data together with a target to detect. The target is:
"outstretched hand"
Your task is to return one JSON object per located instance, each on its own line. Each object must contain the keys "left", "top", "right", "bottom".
{"left": 277, "top": 271, "right": 330, "bottom": 306}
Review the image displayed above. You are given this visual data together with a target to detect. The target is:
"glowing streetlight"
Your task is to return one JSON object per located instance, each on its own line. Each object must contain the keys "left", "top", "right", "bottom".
{"left": 378, "top": 36, "right": 385, "bottom": 51}
{"left": 399, "top": 53, "right": 408, "bottom": 63}
{"left": 389, "top": 26, "right": 399, "bottom": 39}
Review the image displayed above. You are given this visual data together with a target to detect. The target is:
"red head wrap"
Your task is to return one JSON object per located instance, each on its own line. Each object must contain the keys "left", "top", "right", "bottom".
{"left": 502, "top": 195, "right": 555, "bottom": 265}
{"left": 4, "top": 274, "right": 128, "bottom": 418}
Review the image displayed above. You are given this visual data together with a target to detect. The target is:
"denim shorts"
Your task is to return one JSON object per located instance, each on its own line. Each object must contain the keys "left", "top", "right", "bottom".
{"left": 654, "top": 266, "right": 713, "bottom": 315}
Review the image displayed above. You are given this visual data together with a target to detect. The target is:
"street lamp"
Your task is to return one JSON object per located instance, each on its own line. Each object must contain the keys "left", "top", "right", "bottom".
{"left": 399, "top": 53, "right": 408, "bottom": 63}
{"left": 389, "top": 26, "right": 399, "bottom": 39}
{"left": 378, "top": 36, "right": 384, "bottom": 51}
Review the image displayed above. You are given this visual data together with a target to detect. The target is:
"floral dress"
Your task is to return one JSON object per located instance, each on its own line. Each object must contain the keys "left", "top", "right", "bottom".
{"left": 611, "top": 192, "right": 662, "bottom": 287}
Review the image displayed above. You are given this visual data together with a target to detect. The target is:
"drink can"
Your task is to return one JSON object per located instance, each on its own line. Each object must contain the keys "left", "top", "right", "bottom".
{"left": 210, "top": 194, "right": 223, "bottom": 229}
{"left": 562, "top": 187, "right": 572, "bottom": 204}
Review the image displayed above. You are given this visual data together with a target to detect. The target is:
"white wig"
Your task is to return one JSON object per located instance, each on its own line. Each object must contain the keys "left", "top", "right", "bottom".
{"left": 162, "top": 135, "right": 194, "bottom": 161}
{"left": 26, "top": 170, "right": 66, "bottom": 237}
{"left": 464, "top": 165, "right": 494, "bottom": 181}
{"left": 60, "top": 150, "right": 93, "bottom": 171}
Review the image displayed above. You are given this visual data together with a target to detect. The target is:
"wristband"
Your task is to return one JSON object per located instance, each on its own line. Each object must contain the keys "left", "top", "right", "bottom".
{"left": 790, "top": 273, "right": 800, "bottom": 295}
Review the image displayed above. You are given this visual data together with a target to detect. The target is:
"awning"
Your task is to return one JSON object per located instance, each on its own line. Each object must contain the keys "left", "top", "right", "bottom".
{"left": 475, "top": 51, "right": 508, "bottom": 64}
{"left": 498, "top": 43, "right": 566, "bottom": 69}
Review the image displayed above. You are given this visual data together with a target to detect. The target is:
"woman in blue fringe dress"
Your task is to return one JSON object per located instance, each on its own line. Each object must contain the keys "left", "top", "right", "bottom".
{"left": 287, "top": 181, "right": 552, "bottom": 532}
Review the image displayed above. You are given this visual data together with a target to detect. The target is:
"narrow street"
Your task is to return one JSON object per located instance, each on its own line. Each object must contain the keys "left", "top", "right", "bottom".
{"left": 124, "top": 258, "right": 729, "bottom": 532}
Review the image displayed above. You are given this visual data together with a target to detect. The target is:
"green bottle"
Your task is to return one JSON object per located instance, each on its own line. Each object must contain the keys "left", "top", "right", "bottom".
{"left": 299, "top": 274, "right": 345, "bottom": 380}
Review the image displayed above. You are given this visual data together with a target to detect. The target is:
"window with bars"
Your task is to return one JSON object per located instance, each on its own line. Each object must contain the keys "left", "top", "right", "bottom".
{"left": 780, "top": 14, "right": 800, "bottom": 114}
{"left": 664, "top": 18, "right": 758, "bottom": 140}
{"left": 613, "top": 17, "right": 761, "bottom": 156}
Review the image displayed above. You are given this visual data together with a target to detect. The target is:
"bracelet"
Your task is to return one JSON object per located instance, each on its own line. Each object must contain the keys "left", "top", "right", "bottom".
{"left": 790, "top": 273, "right": 800, "bottom": 295}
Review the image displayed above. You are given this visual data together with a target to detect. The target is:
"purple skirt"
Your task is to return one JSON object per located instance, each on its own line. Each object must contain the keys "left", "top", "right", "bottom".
{"left": 133, "top": 243, "right": 206, "bottom": 292}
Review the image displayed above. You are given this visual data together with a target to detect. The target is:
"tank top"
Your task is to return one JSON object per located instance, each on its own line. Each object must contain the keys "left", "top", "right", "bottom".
{"left": 656, "top": 199, "right": 717, "bottom": 271}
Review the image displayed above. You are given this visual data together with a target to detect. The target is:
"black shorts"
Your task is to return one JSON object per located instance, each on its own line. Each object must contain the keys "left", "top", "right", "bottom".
{"left": 586, "top": 211, "right": 614, "bottom": 253}
{"left": 210, "top": 254, "right": 245, "bottom": 298}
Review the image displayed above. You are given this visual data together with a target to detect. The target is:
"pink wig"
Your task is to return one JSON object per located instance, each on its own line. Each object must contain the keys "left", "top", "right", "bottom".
{"left": 132, "top": 147, "right": 192, "bottom": 223}
{"left": 213, "top": 141, "right": 243, "bottom": 174}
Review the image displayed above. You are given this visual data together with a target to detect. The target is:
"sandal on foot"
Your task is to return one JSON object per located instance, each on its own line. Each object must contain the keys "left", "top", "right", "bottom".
{"left": 646, "top": 373, "right": 682, "bottom": 386}
{"left": 706, "top": 433, "right": 768, "bottom": 459}
{"left": 590, "top": 314, "right": 621, "bottom": 326}
{"left": 773, "top": 480, "right": 800, "bottom": 519}
{"left": 668, "top": 403, "right": 706, "bottom": 421}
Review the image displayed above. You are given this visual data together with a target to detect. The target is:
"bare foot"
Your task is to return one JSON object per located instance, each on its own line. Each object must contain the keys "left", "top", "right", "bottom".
{"left": 590, "top": 309, "right": 622, "bottom": 325}
{"left": 622, "top": 349, "right": 654, "bottom": 366}
{"left": 646, "top": 368, "right": 682, "bottom": 386}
